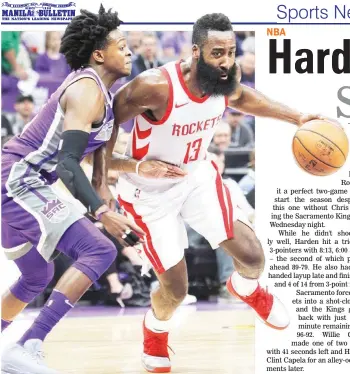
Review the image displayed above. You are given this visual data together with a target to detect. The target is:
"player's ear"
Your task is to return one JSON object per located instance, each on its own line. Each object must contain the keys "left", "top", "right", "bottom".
{"left": 92, "top": 49, "right": 105, "bottom": 64}
{"left": 192, "top": 44, "right": 200, "bottom": 60}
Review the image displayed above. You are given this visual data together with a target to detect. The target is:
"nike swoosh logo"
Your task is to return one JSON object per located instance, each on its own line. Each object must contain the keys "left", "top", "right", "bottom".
{"left": 65, "top": 299, "right": 74, "bottom": 308}
{"left": 132, "top": 119, "right": 152, "bottom": 160}
{"left": 135, "top": 118, "right": 152, "bottom": 139}
{"left": 175, "top": 102, "right": 189, "bottom": 108}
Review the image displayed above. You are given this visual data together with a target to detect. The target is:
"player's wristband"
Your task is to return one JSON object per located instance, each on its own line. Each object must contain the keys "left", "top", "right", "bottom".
{"left": 135, "top": 160, "right": 144, "bottom": 175}
{"left": 95, "top": 206, "right": 110, "bottom": 221}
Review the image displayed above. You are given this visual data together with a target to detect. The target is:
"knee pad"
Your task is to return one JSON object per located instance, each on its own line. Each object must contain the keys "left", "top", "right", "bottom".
{"left": 73, "top": 236, "right": 117, "bottom": 282}
{"left": 10, "top": 262, "right": 55, "bottom": 303}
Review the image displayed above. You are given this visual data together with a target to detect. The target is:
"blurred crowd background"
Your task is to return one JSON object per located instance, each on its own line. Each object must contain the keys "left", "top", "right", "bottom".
{"left": 1, "top": 30, "right": 256, "bottom": 308}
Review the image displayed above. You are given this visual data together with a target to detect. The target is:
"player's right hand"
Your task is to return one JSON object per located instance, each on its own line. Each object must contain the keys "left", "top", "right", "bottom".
{"left": 298, "top": 114, "right": 344, "bottom": 130}
{"left": 138, "top": 160, "right": 187, "bottom": 179}
{"left": 100, "top": 211, "right": 145, "bottom": 247}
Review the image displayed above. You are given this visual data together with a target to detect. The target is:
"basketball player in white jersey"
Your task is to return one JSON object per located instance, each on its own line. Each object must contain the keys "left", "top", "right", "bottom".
{"left": 111, "top": 14, "right": 323, "bottom": 373}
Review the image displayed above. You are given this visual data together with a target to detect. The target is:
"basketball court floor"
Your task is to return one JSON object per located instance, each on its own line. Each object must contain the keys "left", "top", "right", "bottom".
{"left": 1, "top": 302, "right": 255, "bottom": 374}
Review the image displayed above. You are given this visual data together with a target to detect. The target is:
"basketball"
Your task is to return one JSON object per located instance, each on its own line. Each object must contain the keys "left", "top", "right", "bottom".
{"left": 292, "top": 120, "right": 349, "bottom": 176}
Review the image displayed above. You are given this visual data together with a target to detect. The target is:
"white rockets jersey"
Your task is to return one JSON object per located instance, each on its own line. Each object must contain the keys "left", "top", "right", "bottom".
{"left": 121, "top": 60, "right": 227, "bottom": 190}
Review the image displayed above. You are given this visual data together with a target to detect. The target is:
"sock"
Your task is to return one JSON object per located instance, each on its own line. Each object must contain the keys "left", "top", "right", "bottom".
{"left": 1, "top": 319, "right": 12, "bottom": 332}
{"left": 18, "top": 289, "right": 74, "bottom": 345}
{"left": 145, "top": 309, "right": 173, "bottom": 333}
{"left": 231, "top": 271, "right": 258, "bottom": 296}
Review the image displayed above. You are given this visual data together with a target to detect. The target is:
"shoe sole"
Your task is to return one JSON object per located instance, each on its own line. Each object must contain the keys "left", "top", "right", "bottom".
{"left": 2, "top": 364, "right": 27, "bottom": 374}
{"left": 1, "top": 368, "right": 53, "bottom": 374}
{"left": 144, "top": 368, "right": 171, "bottom": 373}
{"left": 2, "top": 362, "right": 58, "bottom": 374}
{"left": 142, "top": 362, "right": 171, "bottom": 373}
{"left": 226, "top": 279, "right": 289, "bottom": 330}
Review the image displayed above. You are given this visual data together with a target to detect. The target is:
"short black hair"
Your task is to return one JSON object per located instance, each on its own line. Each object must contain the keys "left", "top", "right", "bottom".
{"left": 60, "top": 4, "right": 122, "bottom": 71}
{"left": 16, "top": 94, "right": 34, "bottom": 103}
{"left": 192, "top": 13, "right": 233, "bottom": 48}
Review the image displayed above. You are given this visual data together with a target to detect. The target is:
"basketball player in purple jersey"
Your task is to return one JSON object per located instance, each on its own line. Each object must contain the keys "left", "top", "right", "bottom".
{"left": 1, "top": 6, "right": 184, "bottom": 373}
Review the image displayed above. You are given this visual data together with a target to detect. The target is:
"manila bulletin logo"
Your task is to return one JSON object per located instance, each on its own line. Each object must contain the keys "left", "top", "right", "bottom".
{"left": 1, "top": 2, "right": 76, "bottom": 24}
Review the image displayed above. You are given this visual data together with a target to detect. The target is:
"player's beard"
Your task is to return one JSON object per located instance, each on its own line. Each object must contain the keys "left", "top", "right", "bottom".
{"left": 196, "top": 53, "right": 237, "bottom": 97}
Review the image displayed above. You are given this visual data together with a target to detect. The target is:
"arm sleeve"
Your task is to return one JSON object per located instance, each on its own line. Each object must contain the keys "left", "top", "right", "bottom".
{"left": 56, "top": 130, "right": 104, "bottom": 214}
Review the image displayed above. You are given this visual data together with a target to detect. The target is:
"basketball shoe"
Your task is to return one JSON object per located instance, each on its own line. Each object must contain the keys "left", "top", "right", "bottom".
{"left": 142, "top": 320, "right": 171, "bottom": 373}
{"left": 226, "top": 273, "right": 290, "bottom": 330}
{"left": 1, "top": 339, "right": 59, "bottom": 374}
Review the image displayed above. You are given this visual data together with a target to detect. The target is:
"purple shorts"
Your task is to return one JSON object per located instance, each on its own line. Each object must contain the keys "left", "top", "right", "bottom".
{"left": 2, "top": 153, "right": 84, "bottom": 261}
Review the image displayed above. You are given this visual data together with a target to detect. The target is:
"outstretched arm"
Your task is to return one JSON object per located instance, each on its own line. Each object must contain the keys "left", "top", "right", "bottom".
{"left": 228, "top": 65, "right": 322, "bottom": 126}
{"left": 228, "top": 85, "right": 304, "bottom": 125}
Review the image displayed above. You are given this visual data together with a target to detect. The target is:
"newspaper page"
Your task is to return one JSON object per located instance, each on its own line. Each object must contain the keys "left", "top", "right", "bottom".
{"left": 0, "top": 0, "right": 349, "bottom": 373}
{"left": 255, "top": 4, "right": 350, "bottom": 374}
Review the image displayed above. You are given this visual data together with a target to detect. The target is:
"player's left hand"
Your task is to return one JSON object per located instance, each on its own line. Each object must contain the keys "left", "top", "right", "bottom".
{"left": 138, "top": 160, "right": 187, "bottom": 179}
{"left": 298, "top": 114, "right": 344, "bottom": 129}
{"left": 94, "top": 183, "right": 117, "bottom": 210}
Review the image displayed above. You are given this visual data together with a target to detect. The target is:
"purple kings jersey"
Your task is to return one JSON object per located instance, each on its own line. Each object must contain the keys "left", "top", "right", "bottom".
{"left": 2, "top": 68, "right": 114, "bottom": 184}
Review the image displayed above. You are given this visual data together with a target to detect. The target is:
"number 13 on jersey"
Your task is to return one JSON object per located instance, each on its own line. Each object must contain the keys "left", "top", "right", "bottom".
{"left": 183, "top": 138, "right": 203, "bottom": 164}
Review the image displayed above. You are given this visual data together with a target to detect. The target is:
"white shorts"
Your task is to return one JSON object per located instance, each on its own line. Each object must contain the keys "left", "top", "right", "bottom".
{"left": 117, "top": 160, "right": 251, "bottom": 274}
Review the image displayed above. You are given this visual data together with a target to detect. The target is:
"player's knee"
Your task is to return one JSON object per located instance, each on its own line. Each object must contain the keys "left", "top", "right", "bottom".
{"left": 22, "top": 262, "right": 55, "bottom": 294}
{"left": 100, "top": 240, "right": 118, "bottom": 269}
{"left": 89, "top": 237, "right": 117, "bottom": 276}
{"left": 75, "top": 236, "right": 117, "bottom": 281}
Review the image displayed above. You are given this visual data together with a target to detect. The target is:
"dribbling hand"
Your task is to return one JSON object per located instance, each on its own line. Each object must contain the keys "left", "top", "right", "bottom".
{"left": 100, "top": 210, "right": 145, "bottom": 247}
{"left": 298, "top": 114, "right": 344, "bottom": 130}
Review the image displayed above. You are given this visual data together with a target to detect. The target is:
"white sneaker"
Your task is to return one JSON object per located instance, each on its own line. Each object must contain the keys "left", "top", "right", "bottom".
{"left": 1, "top": 339, "right": 59, "bottom": 374}
{"left": 227, "top": 277, "right": 290, "bottom": 330}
